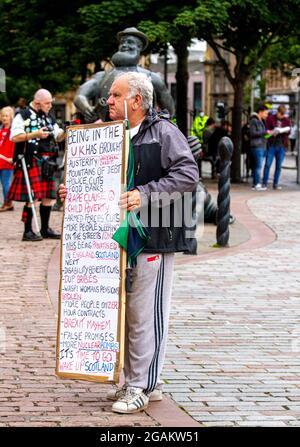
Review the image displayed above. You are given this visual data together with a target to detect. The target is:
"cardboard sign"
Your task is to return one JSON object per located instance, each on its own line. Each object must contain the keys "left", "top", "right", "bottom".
{"left": 56, "top": 121, "right": 127, "bottom": 383}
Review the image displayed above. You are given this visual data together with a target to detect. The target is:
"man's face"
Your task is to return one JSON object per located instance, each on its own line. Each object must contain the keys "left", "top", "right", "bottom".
{"left": 107, "top": 78, "right": 132, "bottom": 121}
{"left": 38, "top": 96, "right": 53, "bottom": 114}
{"left": 277, "top": 111, "right": 285, "bottom": 119}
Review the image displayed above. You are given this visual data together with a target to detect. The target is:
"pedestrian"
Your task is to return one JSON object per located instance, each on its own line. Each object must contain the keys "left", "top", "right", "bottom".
{"left": 59, "top": 72, "right": 199, "bottom": 414}
{"left": 241, "top": 120, "right": 253, "bottom": 179}
{"left": 262, "top": 105, "right": 291, "bottom": 190}
{"left": 190, "top": 110, "right": 208, "bottom": 144}
{"left": 289, "top": 120, "right": 297, "bottom": 155}
{"left": 0, "top": 106, "right": 15, "bottom": 211}
{"left": 249, "top": 105, "right": 272, "bottom": 191}
{"left": 206, "top": 119, "right": 231, "bottom": 178}
{"left": 202, "top": 117, "right": 216, "bottom": 155}
{"left": 8, "top": 89, "right": 64, "bottom": 241}
{"left": 14, "top": 97, "right": 27, "bottom": 115}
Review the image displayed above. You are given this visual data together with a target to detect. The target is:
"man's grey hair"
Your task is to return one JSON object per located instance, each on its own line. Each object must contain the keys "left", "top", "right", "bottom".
{"left": 118, "top": 72, "right": 153, "bottom": 111}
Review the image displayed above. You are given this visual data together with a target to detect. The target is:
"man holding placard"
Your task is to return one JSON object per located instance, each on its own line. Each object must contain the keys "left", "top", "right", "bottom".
{"left": 59, "top": 72, "right": 198, "bottom": 414}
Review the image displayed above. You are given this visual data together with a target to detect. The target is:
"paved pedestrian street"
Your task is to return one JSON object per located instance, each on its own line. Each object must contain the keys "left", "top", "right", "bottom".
{"left": 0, "top": 161, "right": 300, "bottom": 426}
{"left": 164, "top": 161, "right": 300, "bottom": 427}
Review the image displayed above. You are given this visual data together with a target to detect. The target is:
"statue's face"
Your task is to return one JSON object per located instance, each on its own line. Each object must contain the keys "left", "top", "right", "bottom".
{"left": 111, "top": 35, "right": 142, "bottom": 67}
{"left": 118, "top": 35, "right": 142, "bottom": 56}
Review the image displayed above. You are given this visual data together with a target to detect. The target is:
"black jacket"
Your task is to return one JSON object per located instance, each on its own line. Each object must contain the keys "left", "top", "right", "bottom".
{"left": 249, "top": 113, "right": 267, "bottom": 149}
{"left": 13, "top": 107, "right": 58, "bottom": 168}
{"left": 133, "top": 110, "right": 199, "bottom": 253}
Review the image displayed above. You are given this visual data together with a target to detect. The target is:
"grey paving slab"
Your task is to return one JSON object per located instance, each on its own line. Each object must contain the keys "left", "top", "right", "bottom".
{"left": 1, "top": 156, "right": 300, "bottom": 427}
{"left": 161, "top": 162, "right": 300, "bottom": 426}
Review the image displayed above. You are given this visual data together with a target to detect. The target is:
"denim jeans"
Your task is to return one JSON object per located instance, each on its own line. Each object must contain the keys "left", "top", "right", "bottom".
{"left": 251, "top": 147, "right": 266, "bottom": 186}
{"left": 0, "top": 169, "right": 13, "bottom": 201}
{"left": 263, "top": 146, "right": 285, "bottom": 187}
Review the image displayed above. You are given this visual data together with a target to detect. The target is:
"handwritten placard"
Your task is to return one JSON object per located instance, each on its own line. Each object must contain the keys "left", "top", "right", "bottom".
{"left": 56, "top": 121, "right": 127, "bottom": 383}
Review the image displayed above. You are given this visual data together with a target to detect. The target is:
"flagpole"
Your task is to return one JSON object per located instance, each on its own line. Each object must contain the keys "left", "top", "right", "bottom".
{"left": 118, "top": 101, "right": 130, "bottom": 370}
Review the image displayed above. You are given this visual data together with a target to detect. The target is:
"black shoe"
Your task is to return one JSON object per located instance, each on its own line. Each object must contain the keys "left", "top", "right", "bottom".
{"left": 41, "top": 228, "right": 61, "bottom": 239}
{"left": 22, "top": 231, "right": 43, "bottom": 242}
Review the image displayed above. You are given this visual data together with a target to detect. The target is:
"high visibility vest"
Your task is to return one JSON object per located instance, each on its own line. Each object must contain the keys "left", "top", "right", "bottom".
{"left": 191, "top": 115, "right": 208, "bottom": 143}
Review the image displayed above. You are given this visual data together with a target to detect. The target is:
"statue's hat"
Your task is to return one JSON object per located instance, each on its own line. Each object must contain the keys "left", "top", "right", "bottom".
{"left": 117, "top": 27, "right": 148, "bottom": 51}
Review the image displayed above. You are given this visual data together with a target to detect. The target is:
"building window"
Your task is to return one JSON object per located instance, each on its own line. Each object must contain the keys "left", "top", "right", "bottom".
{"left": 193, "top": 82, "right": 202, "bottom": 114}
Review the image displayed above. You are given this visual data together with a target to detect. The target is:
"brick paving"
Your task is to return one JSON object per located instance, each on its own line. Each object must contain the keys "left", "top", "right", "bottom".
{"left": 0, "top": 205, "right": 161, "bottom": 427}
{"left": 0, "top": 157, "right": 300, "bottom": 427}
{"left": 163, "top": 160, "right": 300, "bottom": 426}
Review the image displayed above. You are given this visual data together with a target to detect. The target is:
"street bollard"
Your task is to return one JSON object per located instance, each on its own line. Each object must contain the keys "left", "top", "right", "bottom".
{"left": 216, "top": 136, "right": 233, "bottom": 247}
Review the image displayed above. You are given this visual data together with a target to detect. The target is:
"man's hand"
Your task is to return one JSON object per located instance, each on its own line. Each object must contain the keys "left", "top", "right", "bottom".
{"left": 36, "top": 127, "right": 51, "bottom": 139}
{"left": 119, "top": 189, "right": 141, "bottom": 211}
{"left": 56, "top": 129, "right": 65, "bottom": 143}
{"left": 58, "top": 183, "right": 67, "bottom": 202}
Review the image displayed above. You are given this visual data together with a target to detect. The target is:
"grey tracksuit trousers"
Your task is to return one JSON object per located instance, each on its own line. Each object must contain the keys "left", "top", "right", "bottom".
{"left": 124, "top": 252, "right": 175, "bottom": 393}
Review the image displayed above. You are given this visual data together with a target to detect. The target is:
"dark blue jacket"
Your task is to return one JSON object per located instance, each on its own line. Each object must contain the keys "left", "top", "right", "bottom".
{"left": 133, "top": 110, "right": 199, "bottom": 253}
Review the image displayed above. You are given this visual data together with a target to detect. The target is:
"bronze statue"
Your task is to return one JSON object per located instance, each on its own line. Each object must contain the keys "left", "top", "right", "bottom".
{"left": 74, "top": 27, "right": 175, "bottom": 122}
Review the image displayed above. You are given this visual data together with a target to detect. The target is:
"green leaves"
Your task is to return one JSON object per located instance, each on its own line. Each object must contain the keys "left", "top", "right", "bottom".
{"left": 1, "top": 0, "right": 300, "bottom": 108}
{"left": 0, "top": 0, "right": 92, "bottom": 103}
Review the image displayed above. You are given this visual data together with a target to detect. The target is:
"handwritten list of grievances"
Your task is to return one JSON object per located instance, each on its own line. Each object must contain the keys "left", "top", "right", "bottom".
{"left": 56, "top": 121, "right": 126, "bottom": 383}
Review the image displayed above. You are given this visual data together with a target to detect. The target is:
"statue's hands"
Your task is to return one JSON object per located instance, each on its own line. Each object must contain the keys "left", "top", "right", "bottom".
{"left": 84, "top": 105, "right": 99, "bottom": 123}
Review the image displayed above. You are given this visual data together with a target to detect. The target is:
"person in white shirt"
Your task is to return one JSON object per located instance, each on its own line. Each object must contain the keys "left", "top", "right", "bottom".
{"left": 8, "top": 89, "right": 64, "bottom": 241}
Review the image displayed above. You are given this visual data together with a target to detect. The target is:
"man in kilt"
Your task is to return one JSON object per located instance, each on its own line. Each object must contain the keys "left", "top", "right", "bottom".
{"left": 8, "top": 89, "right": 64, "bottom": 241}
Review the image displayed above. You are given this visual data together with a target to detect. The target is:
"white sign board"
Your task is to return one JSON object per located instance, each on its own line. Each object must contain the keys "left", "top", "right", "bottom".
{"left": 56, "top": 121, "right": 127, "bottom": 383}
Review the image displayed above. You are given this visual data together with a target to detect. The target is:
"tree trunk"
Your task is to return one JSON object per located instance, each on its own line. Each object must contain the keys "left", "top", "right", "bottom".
{"left": 230, "top": 79, "right": 244, "bottom": 182}
{"left": 174, "top": 42, "right": 189, "bottom": 137}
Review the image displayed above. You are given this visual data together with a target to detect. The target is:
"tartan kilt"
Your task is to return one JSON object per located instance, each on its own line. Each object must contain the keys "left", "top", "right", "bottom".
{"left": 8, "top": 157, "right": 57, "bottom": 202}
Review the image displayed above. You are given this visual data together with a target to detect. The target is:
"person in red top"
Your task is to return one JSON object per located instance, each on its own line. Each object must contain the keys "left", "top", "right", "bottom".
{"left": 0, "top": 106, "right": 15, "bottom": 211}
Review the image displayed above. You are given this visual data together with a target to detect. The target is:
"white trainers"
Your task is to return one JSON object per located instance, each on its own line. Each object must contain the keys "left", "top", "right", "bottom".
{"left": 106, "top": 385, "right": 127, "bottom": 401}
{"left": 252, "top": 183, "right": 267, "bottom": 191}
{"left": 107, "top": 385, "right": 162, "bottom": 402}
{"left": 111, "top": 387, "right": 149, "bottom": 414}
{"left": 148, "top": 387, "right": 163, "bottom": 401}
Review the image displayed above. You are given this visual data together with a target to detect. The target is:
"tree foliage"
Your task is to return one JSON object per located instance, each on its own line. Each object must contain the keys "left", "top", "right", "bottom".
{"left": 1, "top": 0, "right": 300, "bottom": 179}
{"left": 0, "top": 0, "right": 93, "bottom": 105}
{"left": 188, "top": 0, "right": 300, "bottom": 180}
{"left": 79, "top": 0, "right": 202, "bottom": 135}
